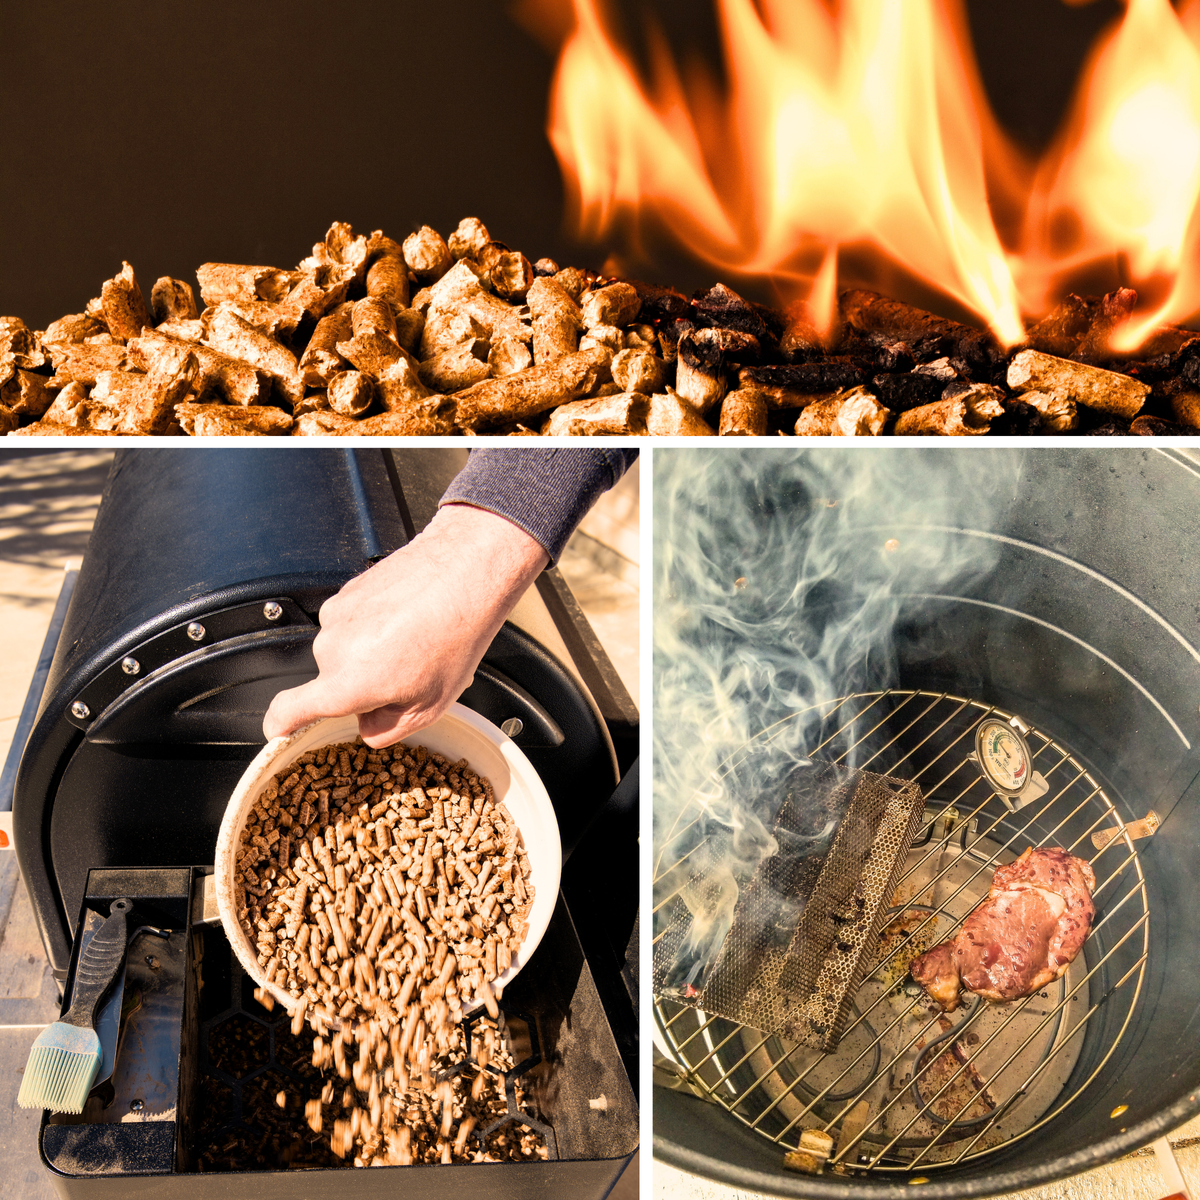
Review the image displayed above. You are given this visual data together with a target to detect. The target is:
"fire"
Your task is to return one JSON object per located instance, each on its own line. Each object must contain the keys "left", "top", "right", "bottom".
{"left": 545, "top": 0, "right": 1200, "bottom": 349}
{"left": 1023, "top": 0, "right": 1200, "bottom": 347}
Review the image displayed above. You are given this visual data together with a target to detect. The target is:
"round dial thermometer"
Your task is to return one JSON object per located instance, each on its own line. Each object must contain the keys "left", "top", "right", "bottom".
{"left": 974, "top": 718, "right": 1032, "bottom": 795}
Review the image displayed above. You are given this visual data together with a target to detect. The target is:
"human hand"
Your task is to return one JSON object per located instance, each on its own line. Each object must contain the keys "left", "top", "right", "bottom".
{"left": 262, "top": 504, "right": 550, "bottom": 747}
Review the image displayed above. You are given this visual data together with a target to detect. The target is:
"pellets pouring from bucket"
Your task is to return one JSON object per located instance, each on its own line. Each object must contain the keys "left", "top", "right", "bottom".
{"left": 216, "top": 707, "right": 561, "bottom": 1166}
{"left": 238, "top": 738, "right": 531, "bottom": 1026}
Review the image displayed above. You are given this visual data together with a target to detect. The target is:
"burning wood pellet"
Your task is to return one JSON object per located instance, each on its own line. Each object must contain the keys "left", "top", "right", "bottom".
{"left": 232, "top": 736, "right": 540, "bottom": 1167}
{"left": 674, "top": 328, "right": 728, "bottom": 412}
{"left": 6, "top": 218, "right": 1200, "bottom": 434}
{"left": 738, "top": 362, "right": 866, "bottom": 408}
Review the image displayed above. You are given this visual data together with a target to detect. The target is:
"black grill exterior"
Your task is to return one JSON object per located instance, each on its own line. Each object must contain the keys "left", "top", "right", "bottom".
{"left": 12, "top": 447, "right": 637, "bottom": 1198}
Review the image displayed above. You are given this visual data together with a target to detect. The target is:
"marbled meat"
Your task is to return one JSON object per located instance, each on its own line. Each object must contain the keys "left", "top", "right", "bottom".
{"left": 910, "top": 847, "right": 1096, "bottom": 1012}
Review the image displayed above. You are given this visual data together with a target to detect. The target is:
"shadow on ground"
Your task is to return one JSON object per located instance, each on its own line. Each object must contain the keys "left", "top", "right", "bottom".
{"left": 0, "top": 450, "right": 114, "bottom": 569}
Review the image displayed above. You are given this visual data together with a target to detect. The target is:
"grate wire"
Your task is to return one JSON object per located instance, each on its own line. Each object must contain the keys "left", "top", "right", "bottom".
{"left": 654, "top": 690, "right": 1150, "bottom": 1175}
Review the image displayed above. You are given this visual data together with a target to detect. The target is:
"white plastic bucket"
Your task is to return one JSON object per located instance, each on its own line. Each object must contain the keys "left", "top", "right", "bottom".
{"left": 215, "top": 704, "right": 561, "bottom": 1016}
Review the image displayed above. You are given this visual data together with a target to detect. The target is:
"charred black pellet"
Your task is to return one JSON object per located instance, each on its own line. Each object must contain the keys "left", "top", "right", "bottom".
{"left": 871, "top": 372, "right": 945, "bottom": 413}
{"left": 692, "top": 282, "right": 783, "bottom": 346}
{"left": 625, "top": 278, "right": 689, "bottom": 322}
{"left": 742, "top": 362, "right": 865, "bottom": 393}
{"left": 1022, "top": 293, "right": 1096, "bottom": 358}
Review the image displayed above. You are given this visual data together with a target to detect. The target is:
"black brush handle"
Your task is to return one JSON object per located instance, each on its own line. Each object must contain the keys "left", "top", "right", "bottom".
{"left": 61, "top": 899, "right": 132, "bottom": 1031}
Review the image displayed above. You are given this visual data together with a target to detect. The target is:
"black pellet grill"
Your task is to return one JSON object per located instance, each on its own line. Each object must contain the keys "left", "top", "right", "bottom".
{"left": 8, "top": 447, "right": 638, "bottom": 1199}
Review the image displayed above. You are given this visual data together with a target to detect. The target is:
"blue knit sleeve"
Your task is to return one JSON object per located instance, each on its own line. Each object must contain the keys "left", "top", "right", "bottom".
{"left": 439, "top": 448, "right": 638, "bottom": 563}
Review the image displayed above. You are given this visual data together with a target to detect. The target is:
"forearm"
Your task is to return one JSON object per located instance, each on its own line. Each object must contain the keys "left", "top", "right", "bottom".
{"left": 262, "top": 448, "right": 632, "bottom": 748}
{"left": 440, "top": 447, "right": 637, "bottom": 563}
{"left": 354, "top": 504, "right": 550, "bottom": 675}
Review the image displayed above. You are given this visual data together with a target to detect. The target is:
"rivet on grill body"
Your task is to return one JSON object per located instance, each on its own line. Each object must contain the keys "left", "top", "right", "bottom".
{"left": 263, "top": 601, "right": 283, "bottom": 622}
{"left": 501, "top": 718, "right": 524, "bottom": 738}
{"left": 70, "top": 701, "right": 90, "bottom": 720}
{"left": 130, "top": 1098, "right": 144, "bottom": 1112}
{"left": 187, "top": 622, "right": 206, "bottom": 642}
{"left": 121, "top": 656, "right": 140, "bottom": 676}
{"left": 145, "top": 955, "right": 161, "bottom": 971}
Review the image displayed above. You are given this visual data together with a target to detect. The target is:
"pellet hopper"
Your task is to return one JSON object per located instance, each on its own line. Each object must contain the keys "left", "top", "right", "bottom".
{"left": 5, "top": 447, "right": 638, "bottom": 1197}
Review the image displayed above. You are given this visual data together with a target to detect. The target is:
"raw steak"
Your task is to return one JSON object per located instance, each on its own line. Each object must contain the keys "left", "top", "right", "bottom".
{"left": 910, "top": 847, "right": 1096, "bottom": 1012}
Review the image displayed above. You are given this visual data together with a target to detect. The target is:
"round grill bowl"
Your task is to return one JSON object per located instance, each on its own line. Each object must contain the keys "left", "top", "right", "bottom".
{"left": 215, "top": 703, "right": 561, "bottom": 1017}
{"left": 653, "top": 447, "right": 1200, "bottom": 1198}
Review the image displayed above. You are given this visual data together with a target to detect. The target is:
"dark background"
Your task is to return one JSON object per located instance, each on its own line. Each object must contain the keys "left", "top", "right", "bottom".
{"left": 0, "top": 0, "right": 1124, "bottom": 330}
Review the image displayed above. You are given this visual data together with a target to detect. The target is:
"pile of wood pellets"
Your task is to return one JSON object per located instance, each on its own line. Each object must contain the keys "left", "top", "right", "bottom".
{"left": 5, "top": 216, "right": 1199, "bottom": 436}
{"left": 234, "top": 736, "right": 541, "bottom": 1165}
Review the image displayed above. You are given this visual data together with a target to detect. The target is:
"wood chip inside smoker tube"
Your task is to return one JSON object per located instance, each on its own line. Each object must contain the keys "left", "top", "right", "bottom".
{"left": 4, "top": 218, "right": 1197, "bottom": 434}
{"left": 235, "top": 738, "right": 544, "bottom": 1166}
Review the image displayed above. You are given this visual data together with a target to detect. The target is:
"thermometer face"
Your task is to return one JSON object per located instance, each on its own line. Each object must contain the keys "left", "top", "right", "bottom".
{"left": 975, "top": 718, "right": 1031, "bottom": 795}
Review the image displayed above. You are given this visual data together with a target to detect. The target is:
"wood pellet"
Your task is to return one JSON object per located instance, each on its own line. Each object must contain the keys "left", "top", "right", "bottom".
{"left": 6, "top": 216, "right": 1200, "bottom": 435}
{"left": 234, "top": 736, "right": 538, "bottom": 1165}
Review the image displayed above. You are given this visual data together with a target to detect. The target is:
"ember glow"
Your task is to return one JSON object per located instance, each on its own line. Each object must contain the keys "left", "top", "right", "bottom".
{"left": 547, "top": 0, "right": 1200, "bottom": 349}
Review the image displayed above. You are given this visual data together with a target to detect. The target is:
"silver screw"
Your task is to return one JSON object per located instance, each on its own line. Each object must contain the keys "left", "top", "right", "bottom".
{"left": 130, "top": 1098, "right": 144, "bottom": 1112}
{"left": 500, "top": 718, "right": 524, "bottom": 738}
{"left": 70, "top": 701, "right": 90, "bottom": 720}
{"left": 121, "top": 657, "right": 141, "bottom": 676}
{"left": 263, "top": 601, "right": 283, "bottom": 622}
{"left": 186, "top": 622, "right": 205, "bottom": 642}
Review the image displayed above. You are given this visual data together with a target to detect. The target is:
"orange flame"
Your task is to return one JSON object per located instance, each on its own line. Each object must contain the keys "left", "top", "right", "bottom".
{"left": 547, "top": 0, "right": 1200, "bottom": 347}
{"left": 1023, "top": 0, "right": 1200, "bottom": 347}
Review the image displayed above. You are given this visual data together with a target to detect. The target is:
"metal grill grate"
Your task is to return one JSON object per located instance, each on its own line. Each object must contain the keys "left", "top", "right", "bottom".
{"left": 653, "top": 690, "right": 1150, "bottom": 1175}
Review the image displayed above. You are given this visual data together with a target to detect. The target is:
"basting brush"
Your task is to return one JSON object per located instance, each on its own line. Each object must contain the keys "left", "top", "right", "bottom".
{"left": 18, "top": 897, "right": 132, "bottom": 1113}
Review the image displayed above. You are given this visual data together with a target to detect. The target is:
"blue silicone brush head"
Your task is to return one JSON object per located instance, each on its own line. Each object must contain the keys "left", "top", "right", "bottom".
{"left": 17, "top": 897, "right": 131, "bottom": 1114}
{"left": 17, "top": 1025, "right": 102, "bottom": 1113}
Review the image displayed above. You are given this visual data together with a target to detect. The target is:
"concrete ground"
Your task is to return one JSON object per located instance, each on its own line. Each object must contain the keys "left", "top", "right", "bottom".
{"left": 0, "top": 447, "right": 639, "bottom": 1199}
{"left": 0, "top": 448, "right": 112, "bottom": 1199}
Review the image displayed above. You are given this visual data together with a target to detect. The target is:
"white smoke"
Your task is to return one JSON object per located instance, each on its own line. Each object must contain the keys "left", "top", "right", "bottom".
{"left": 652, "top": 446, "right": 1022, "bottom": 990}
